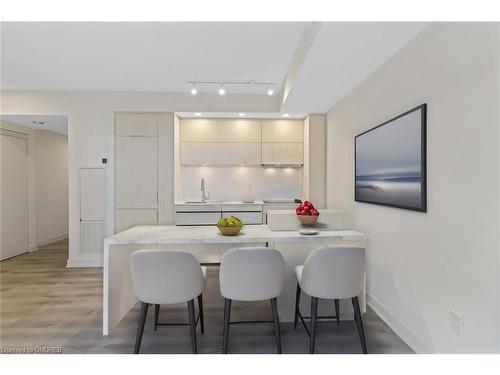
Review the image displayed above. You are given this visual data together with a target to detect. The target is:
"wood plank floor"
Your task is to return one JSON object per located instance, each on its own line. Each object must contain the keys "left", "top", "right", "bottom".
{"left": 0, "top": 239, "right": 413, "bottom": 354}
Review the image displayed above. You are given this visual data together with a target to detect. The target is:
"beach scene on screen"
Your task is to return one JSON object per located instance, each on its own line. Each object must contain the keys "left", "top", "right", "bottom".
{"left": 355, "top": 109, "right": 423, "bottom": 209}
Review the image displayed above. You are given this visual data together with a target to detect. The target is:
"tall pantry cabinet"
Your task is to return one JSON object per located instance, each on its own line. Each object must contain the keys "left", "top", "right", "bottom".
{"left": 114, "top": 112, "right": 174, "bottom": 232}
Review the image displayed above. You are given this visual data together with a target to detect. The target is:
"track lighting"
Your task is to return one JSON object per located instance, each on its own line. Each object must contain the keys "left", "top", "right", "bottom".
{"left": 190, "top": 84, "right": 198, "bottom": 95}
{"left": 218, "top": 84, "right": 226, "bottom": 96}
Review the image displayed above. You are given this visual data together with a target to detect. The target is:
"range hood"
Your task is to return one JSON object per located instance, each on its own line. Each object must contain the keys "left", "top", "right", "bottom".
{"left": 261, "top": 164, "right": 303, "bottom": 169}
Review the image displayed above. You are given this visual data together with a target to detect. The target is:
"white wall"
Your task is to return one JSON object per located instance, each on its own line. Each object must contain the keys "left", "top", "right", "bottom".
{"left": 303, "top": 114, "right": 326, "bottom": 208}
{"left": 0, "top": 91, "right": 279, "bottom": 266}
{"left": 179, "top": 166, "right": 302, "bottom": 202}
{"left": 35, "top": 129, "right": 69, "bottom": 245}
{"left": 326, "top": 23, "right": 500, "bottom": 353}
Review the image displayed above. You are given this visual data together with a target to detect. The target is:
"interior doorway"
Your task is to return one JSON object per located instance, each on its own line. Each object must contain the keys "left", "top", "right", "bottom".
{"left": 0, "top": 115, "right": 68, "bottom": 261}
{"left": 0, "top": 129, "right": 29, "bottom": 260}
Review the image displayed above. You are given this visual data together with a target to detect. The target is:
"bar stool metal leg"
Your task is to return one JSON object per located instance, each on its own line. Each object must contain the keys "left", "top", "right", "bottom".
{"left": 310, "top": 297, "right": 318, "bottom": 354}
{"left": 223, "top": 298, "right": 232, "bottom": 354}
{"left": 294, "top": 284, "right": 301, "bottom": 330}
{"left": 270, "top": 298, "right": 282, "bottom": 354}
{"left": 334, "top": 299, "right": 340, "bottom": 326}
{"left": 187, "top": 299, "right": 198, "bottom": 354}
{"left": 134, "top": 302, "right": 149, "bottom": 354}
{"left": 198, "top": 294, "right": 205, "bottom": 333}
{"left": 351, "top": 296, "right": 367, "bottom": 354}
{"left": 154, "top": 304, "right": 160, "bottom": 331}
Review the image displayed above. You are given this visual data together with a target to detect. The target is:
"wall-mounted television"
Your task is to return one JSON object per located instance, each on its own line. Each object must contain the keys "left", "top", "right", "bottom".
{"left": 354, "top": 104, "right": 427, "bottom": 212}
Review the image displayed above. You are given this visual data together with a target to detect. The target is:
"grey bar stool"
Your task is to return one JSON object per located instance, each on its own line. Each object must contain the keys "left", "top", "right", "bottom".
{"left": 294, "top": 246, "right": 367, "bottom": 354}
{"left": 130, "top": 249, "right": 207, "bottom": 354}
{"left": 219, "top": 247, "right": 285, "bottom": 354}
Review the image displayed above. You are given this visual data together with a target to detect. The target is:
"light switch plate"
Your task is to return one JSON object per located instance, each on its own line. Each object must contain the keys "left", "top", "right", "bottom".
{"left": 450, "top": 310, "right": 464, "bottom": 337}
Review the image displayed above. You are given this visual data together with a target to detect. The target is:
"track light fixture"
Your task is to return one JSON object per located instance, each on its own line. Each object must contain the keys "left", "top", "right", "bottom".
{"left": 188, "top": 80, "right": 277, "bottom": 96}
{"left": 190, "top": 84, "right": 198, "bottom": 95}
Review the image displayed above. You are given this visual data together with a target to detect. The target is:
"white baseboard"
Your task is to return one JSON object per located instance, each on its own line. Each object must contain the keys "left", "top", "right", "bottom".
{"left": 37, "top": 233, "right": 69, "bottom": 247}
{"left": 29, "top": 244, "right": 39, "bottom": 252}
{"left": 367, "top": 292, "right": 433, "bottom": 354}
{"left": 66, "top": 256, "right": 103, "bottom": 268}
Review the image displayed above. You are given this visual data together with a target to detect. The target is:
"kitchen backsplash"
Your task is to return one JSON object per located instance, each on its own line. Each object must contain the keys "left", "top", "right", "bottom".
{"left": 180, "top": 166, "right": 302, "bottom": 202}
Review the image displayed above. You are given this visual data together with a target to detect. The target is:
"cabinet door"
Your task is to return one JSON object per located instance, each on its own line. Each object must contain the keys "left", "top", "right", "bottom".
{"left": 180, "top": 119, "right": 219, "bottom": 142}
{"left": 80, "top": 168, "right": 106, "bottom": 221}
{"left": 115, "top": 113, "right": 158, "bottom": 137}
{"left": 262, "top": 142, "right": 303, "bottom": 164}
{"left": 115, "top": 137, "right": 158, "bottom": 208}
{"left": 222, "top": 119, "right": 261, "bottom": 142}
{"left": 222, "top": 143, "right": 261, "bottom": 165}
{"left": 262, "top": 119, "right": 304, "bottom": 142}
{"left": 175, "top": 212, "right": 222, "bottom": 226}
{"left": 115, "top": 209, "right": 158, "bottom": 233}
{"left": 180, "top": 142, "right": 200, "bottom": 165}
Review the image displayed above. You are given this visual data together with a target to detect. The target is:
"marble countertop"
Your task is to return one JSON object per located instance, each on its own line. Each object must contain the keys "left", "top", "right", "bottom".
{"left": 104, "top": 224, "right": 366, "bottom": 246}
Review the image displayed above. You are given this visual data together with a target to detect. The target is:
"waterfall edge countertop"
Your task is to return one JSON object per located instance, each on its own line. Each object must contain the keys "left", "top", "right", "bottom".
{"left": 104, "top": 224, "right": 366, "bottom": 246}
{"left": 103, "top": 225, "right": 367, "bottom": 336}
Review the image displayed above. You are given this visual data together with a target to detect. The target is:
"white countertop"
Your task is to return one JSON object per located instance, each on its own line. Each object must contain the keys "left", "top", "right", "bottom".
{"left": 104, "top": 224, "right": 366, "bottom": 245}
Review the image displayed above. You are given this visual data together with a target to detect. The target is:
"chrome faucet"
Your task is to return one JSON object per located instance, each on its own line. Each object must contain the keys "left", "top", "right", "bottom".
{"left": 201, "top": 178, "right": 209, "bottom": 201}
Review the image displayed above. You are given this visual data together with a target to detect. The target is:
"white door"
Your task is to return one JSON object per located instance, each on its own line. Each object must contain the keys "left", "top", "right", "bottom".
{"left": 1, "top": 130, "right": 29, "bottom": 260}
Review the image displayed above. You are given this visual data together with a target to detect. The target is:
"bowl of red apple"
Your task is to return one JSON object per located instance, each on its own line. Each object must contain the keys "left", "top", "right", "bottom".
{"left": 295, "top": 201, "right": 320, "bottom": 226}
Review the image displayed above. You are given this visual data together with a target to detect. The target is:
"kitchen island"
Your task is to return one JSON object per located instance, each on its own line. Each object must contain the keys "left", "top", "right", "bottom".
{"left": 103, "top": 225, "right": 366, "bottom": 335}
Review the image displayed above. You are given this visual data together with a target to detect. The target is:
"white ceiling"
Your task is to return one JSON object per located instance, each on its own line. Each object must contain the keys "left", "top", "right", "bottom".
{"left": 281, "top": 22, "right": 428, "bottom": 113}
{"left": 1, "top": 22, "right": 428, "bottom": 116}
{"left": 1, "top": 22, "right": 305, "bottom": 94}
{"left": 0, "top": 115, "right": 68, "bottom": 135}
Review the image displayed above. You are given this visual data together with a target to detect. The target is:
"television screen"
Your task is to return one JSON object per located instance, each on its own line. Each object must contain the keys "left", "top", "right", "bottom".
{"left": 354, "top": 104, "right": 427, "bottom": 212}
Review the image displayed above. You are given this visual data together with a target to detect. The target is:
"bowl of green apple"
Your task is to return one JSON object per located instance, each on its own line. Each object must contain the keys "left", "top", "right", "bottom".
{"left": 217, "top": 216, "right": 243, "bottom": 236}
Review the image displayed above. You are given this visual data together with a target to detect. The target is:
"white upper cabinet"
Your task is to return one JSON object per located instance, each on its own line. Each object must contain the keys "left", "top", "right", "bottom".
{"left": 221, "top": 119, "right": 261, "bottom": 142}
{"left": 181, "top": 142, "right": 261, "bottom": 165}
{"left": 180, "top": 118, "right": 219, "bottom": 142}
{"left": 179, "top": 118, "right": 304, "bottom": 166}
{"left": 262, "top": 142, "right": 303, "bottom": 165}
{"left": 262, "top": 120, "right": 304, "bottom": 143}
{"left": 115, "top": 113, "right": 158, "bottom": 137}
{"left": 181, "top": 118, "right": 261, "bottom": 143}
{"left": 115, "top": 137, "right": 158, "bottom": 209}
{"left": 180, "top": 118, "right": 262, "bottom": 165}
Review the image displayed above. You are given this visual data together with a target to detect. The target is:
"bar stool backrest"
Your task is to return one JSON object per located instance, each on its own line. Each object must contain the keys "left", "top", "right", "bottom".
{"left": 220, "top": 247, "right": 285, "bottom": 301}
{"left": 131, "top": 249, "right": 205, "bottom": 304}
{"left": 301, "top": 246, "right": 365, "bottom": 299}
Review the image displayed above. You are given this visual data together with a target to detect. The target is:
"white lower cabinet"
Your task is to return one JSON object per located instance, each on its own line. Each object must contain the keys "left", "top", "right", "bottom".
{"left": 174, "top": 203, "right": 263, "bottom": 225}
{"left": 175, "top": 212, "right": 222, "bottom": 226}
{"left": 115, "top": 209, "right": 158, "bottom": 233}
{"left": 223, "top": 211, "right": 262, "bottom": 224}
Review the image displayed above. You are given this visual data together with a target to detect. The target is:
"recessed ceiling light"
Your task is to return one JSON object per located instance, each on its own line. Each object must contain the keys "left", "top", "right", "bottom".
{"left": 238, "top": 113, "right": 246, "bottom": 117}
{"left": 32, "top": 120, "right": 45, "bottom": 125}
{"left": 267, "top": 88, "right": 274, "bottom": 96}
{"left": 282, "top": 113, "right": 290, "bottom": 117}
{"left": 194, "top": 112, "right": 202, "bottom": 117}
{"left": 218, "top": 84, "right": 226, "bottom": 96}
{"left": 240, "top": 163, "right": 245, "bottom": 166}
{"left": 190, "top": 84, "right": 198, "bottom": 95}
